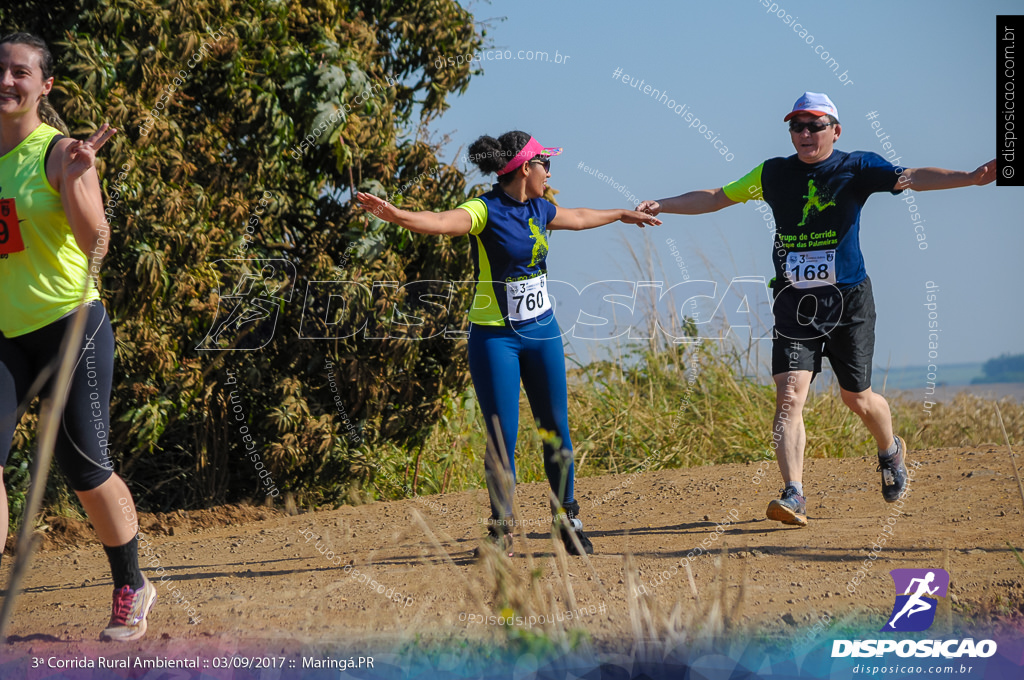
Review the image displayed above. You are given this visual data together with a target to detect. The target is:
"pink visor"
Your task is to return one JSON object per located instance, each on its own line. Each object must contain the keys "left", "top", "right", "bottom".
{"left": 497, "top": 137, "right": 563, "bottom": 175}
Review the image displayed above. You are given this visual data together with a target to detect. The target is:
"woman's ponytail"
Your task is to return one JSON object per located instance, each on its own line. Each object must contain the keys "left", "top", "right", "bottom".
{"left": 38, "top": 95, "right": 69, "bottom": 135}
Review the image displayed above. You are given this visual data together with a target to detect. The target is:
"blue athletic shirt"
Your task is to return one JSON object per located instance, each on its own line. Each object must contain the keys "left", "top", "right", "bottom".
{"left": 456, "top": 184, "right": 557, "bottom": 327}
{"left": 722, "top": 150, "right": 904, "bottom": 289}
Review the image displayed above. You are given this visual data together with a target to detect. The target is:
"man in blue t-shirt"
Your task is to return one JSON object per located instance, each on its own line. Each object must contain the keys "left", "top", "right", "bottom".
{"left": 639, "top": 92, "right": 996, "bottom": 528}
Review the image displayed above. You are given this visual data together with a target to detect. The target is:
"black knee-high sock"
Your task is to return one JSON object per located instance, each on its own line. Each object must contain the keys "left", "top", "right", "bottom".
{"left": 103, "top": 535, "right": 144, "bottom": 591}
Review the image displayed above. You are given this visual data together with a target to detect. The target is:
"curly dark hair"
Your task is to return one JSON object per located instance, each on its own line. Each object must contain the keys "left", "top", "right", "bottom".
{"left": 467, "top": 130, "right": 539, "bottom": 185}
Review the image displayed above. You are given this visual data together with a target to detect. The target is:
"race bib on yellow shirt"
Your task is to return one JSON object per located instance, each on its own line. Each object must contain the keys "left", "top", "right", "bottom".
{"left": 0, "top": 198, "right": 25, "bottom": 255}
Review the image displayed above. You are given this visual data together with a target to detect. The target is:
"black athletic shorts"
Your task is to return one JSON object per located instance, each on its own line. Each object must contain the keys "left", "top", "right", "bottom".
{"left": 0, "top": 301, "right": 116, "bottom": 491}
{"left": 770, "top": 277, "right": 876, "bottom": 393}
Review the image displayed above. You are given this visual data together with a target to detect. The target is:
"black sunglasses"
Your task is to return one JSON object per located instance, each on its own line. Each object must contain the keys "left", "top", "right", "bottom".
{"left": 529, "top": 158, "right": 551, "bottom": 172}
{"left": 789, "top": 120, "right": 836, "bottom": 133}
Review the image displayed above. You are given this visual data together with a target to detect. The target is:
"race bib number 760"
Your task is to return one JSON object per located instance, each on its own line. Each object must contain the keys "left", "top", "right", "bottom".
{"left": 506, "top": 274, "right": 551, "bottom": 322}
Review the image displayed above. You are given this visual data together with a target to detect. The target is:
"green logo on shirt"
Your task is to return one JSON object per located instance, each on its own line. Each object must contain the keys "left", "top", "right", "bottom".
{"left": 528, "top": 218, "right": 548, "bottom": 267}
{"left": 797, "top": 180, "right": 836, "bottom": 227}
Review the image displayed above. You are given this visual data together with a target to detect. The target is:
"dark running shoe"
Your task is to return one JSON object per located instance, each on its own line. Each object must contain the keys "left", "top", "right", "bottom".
{"left": 474, "top": 520, "right": 514, "bottom": 559}
{"left": 877, "top": 435, "right": 909, "bottom": 503}
{"left": 559, "top": 517, "right": 594, "bottom": 555}
{"left": 555, "top": 500, "right": 594, "bottom": 555}
{"left": 766, "top": 487, "right": 807, "bottom": 527}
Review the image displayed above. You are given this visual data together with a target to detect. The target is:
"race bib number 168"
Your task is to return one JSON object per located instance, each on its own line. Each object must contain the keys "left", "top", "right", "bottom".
{"left": 785, "top": 249, "right": 836, "bottom": 289}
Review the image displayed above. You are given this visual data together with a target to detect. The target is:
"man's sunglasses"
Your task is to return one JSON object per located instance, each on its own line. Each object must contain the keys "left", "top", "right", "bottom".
{"left": 789, "top": 120, "right": 836, "bottom": 134}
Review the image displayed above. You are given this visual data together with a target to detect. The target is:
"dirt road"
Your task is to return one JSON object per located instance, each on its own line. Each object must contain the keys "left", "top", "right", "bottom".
{"left": 2, "top": 446, "right": 1022, "bottom": 664}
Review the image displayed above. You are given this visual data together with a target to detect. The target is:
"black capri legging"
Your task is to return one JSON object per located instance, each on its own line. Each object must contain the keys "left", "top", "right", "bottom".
{"left": 0, "top": 301, "right": 115, "bottom": 491}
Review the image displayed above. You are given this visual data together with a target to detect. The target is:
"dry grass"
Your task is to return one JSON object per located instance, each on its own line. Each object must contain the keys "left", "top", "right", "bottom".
{"left": 391, "top": 341, "right": 1024, "bottom": 501}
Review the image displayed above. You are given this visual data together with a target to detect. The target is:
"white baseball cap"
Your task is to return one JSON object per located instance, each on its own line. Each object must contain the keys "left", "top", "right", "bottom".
{"left": 783, "top": 92, "right": 839, "bottom": 122}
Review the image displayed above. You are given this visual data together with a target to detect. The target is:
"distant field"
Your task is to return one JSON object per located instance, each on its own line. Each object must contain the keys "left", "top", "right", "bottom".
{"left": 889, "top": 382, "right": 1024, "bottom": 404}
{"left": 873, "top": 362, "right": 983, "bottom": 390}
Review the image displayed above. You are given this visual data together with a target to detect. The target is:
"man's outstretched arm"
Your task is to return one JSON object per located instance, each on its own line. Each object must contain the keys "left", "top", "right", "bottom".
{"left": 895, "top": 158, "right": 997, "bottom": 192}
{"left": 638, "top": 188, "right": 738, "bottom": 216}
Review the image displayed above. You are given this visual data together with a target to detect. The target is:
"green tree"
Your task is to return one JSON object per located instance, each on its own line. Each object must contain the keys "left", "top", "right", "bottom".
{"left": 972, "top": 353, "right": 1024, "bottom": 385}
{"left": 2, "top": 0, "right": 487, "bottom": 516}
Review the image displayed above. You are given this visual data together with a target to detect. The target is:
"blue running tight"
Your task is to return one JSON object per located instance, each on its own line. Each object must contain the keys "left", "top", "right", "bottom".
{"left": 467, "top": 318, "right": 575, "bottom": 522}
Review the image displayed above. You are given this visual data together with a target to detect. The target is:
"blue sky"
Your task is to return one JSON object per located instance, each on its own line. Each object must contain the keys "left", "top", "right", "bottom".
{"left": 425, "top": 0, "right": 1022, "bottom": 375}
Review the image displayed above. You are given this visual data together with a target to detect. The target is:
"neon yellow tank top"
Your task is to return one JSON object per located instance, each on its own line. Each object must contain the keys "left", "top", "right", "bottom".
{"left": 0, "top": 123, "right": 98, "bottom": 337}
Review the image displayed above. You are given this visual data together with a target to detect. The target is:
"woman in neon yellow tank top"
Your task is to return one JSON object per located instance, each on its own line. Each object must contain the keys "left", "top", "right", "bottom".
{"left": 0, "top": 33, "right": 155, "bottom": 641}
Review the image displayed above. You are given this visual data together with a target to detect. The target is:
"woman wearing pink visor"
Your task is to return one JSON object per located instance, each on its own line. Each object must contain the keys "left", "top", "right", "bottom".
{"left": 357, "top": 131, "right": 659, "bottom": 557}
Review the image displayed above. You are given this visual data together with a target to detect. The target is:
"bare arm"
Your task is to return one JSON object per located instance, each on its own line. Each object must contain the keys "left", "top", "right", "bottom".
{"left": 47, "top": 125, "right": 117, "bottom": 269}
{"left": 355, "top": 192, "right": 472, "bottom": 236}
{"left": 894, "top": 159, "right": 997, "bottom": 192}
{"left": 637, "top": 187, "right": 737, "bottom": 216}
{"left": 548, "top": 206, "right": 661, "bottom": 231}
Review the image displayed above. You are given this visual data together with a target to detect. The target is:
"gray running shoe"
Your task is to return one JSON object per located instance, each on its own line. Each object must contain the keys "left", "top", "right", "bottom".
{"left": 766, "top": 487, "right": 807, "bottom": 527}
{"left": 877, "top": 435, "right": 909, "bottom": 503}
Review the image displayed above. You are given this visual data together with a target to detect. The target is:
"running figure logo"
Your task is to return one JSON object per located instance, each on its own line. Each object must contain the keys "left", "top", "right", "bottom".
{"left": 528, "top": 218, "right": 548, "bottom": 268}
{"left": 796, "top": 180, "right": 836, "bottom": 227}
{"left": 882, "top": 568, "right": 950, "bottom": 632}
{"left": 196, "top": 259, "right": 296, "bottom": 351}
